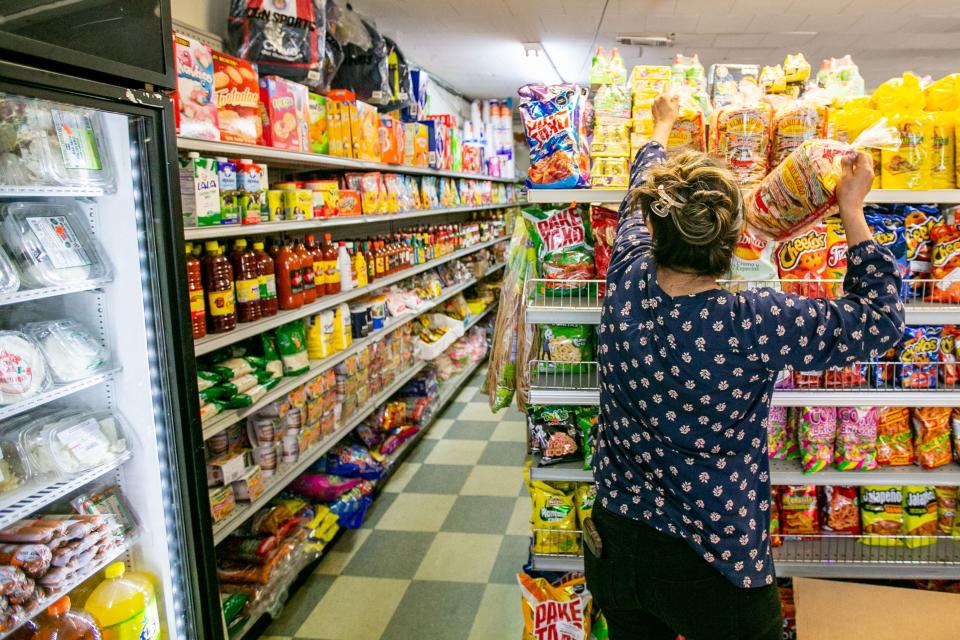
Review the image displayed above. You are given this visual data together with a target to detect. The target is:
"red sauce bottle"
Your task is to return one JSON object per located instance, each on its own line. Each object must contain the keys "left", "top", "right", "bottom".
{"left": 201, "top": 241, "right": 237, "bottom": 333}
{"left": 185, "top": 242, "right": 205, "bottom": 339}
{"left": 294, "top": 237, "right": 316, "bottom": 304}
{"left": 272, "top": 240, "right": 303, "bottom": 310}
{"left": 321, "top": 233, "right": 340, "bottom": 295}
{"left": 230, "top": 238, "right": 263, "bottom": 323}
{"left": 305, "top": 234, "right": 325, "bottom": 299}
{"left": 252, "top": 241, "right": 278, "bottom": 317}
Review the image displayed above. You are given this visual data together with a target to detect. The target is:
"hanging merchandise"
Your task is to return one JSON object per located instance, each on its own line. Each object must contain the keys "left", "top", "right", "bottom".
{"left": 330, "top": 6, "right": 391, "bottom": 104}
{"left": 519, "top": 84, "right": 590, "bottom": 189}
{"left": 830, "top": 102, "right": 883, "bottom": 189}
{"left": 227, "top": 0, "right": 327, "bottom": 88}
{"left": 522, "top": 205, "right": 595, "bottom": 295}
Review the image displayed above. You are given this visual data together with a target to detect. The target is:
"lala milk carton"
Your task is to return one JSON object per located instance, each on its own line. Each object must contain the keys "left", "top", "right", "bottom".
{"left": 179, "top": 152, "right": 220, "bottom": 227}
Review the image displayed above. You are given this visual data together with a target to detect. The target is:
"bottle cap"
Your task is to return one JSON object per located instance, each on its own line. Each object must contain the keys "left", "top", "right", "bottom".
{"left": 204, "top": 241, "right": 219, "bottom": 252}
{"left": 47, "top": 596, "right": 70, "bottom": 616}
{"left": 105, "top": 562, "right": 126, "bottom": 580}
{"left": 235, "top": 239, "right": 247, "bottom": 249}
{"left": 253, "top": 241, "right": 264, "bottom": 250}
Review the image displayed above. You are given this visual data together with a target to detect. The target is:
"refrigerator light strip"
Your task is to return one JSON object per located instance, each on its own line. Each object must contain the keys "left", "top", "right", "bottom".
{"left": 194, "top": 236, "right": 509, "bottom": 356}
{"left": 0, "top": 185, "right": 106, "bottom": 197}
{"left": 0, "top": 369, "right": 119, "bottom": 423}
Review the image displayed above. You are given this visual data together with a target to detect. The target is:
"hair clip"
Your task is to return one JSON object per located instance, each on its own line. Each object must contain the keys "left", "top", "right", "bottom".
{"left": 651, "top": 184, "right": 685, "bottom": 218}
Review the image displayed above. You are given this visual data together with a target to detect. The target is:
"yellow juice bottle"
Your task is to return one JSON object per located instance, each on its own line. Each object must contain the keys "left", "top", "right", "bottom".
{"left": 85, "top": 562, "right": 161, "bottom": 640}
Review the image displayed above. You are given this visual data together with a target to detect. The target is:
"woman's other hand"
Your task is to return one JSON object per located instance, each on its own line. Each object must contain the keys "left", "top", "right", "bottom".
{"left": 835, "top": 151, "right": 875, "bottom": 245}
{"left": 651, "top": 92, "right": 680, "bottom": 147}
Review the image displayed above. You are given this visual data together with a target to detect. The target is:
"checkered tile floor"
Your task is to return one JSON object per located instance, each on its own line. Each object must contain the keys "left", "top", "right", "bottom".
{"left": 264, "top": 366, "right": 529, "bottom": 640}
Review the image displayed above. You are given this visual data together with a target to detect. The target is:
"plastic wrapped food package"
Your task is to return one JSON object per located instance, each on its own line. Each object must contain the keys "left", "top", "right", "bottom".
{"left": 0, "top": 332, "right": 49, "bottom": 405}
{"left": 0, "top": 433, "right": 31, "bottom": 497}
{"left": 709, "top": 85, "right": 772, "bottom": 188}
{"left": 0, "top": 94, "right": 115, "bottom": 190}
{"left": 0, "top": 245, "right": 19, "bottom": 294}
{"left": 0, "top": 201, "right": 110, "bottom": 287}
{"left": 768, "top": 91, "right": 831, "bottom": 167}
{"left": 20, "top": 410, "right": 129, "bottom": 477}
{"left": 21, "top": 319, "right": 109, "bottom": 383}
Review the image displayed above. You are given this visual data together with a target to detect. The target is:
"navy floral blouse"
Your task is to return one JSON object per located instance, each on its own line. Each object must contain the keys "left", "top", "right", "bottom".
{"left": 594, "top": 142, "right": 906, "bottom": 588}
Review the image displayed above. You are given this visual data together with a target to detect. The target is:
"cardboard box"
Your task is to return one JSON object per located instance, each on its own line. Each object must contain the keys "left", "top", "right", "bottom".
{"left": 356, "top": 101, "right": 380, "bottom": 161}
{"left": 206, "top": 450, "right": 250, "bottom": 486}
{"left": 211, "top": 51, "right": 260, "bottom": 145}
{"left": 173, "top": 32, "right": 219, "bottom": 140}
{"left": 326, "top": 100, "right": 345, "bottom": 157}
{"left": 403, "top": 122, "right": 430, "bottom": 167}
{"left": 794, "top": 577, "right": 960, "bottom": 639}
{"left": 259, "top": 76, "right": 307, "bottom": 151}
{"left": 346, "top": 101, "right": 361, "bottom": 159}
{"left": 378, "top": 116, "right": 403, "bottom": 164}
{"left": 308, "top": 93, "right": 329, "bottom": 154}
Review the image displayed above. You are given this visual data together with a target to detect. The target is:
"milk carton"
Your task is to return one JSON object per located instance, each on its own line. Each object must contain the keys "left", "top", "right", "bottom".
{"left": 179, "top": 152, "right": 220, "bottom": 227}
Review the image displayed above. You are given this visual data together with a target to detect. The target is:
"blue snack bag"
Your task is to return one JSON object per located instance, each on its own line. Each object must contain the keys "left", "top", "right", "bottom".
{"left": 899, "top": 326, "right": 941, "bottom": 389}
{"left": 519, "top": 84, "right": 590, "bottom": 189}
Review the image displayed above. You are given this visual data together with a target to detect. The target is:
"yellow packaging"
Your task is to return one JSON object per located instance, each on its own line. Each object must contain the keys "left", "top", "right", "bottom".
{"left": 902, "top": 486, "right": 938, "bottom": 549}
{"left": 930, "top": 111, "right": 956, "bottom": 189}
{"left": 825, "top": 218, "right": 847, "bottom": 298}
{"left": 332, "top": 303, "right": 352, "bottom": 351}
{"left": 668, "top": 111, "right": 706, "bottom": 153}
{"left": 591, "top": 119, "right": 630, "bottom": 157}
{"left": 881, "top": 111, "right": 933, "bottom": 190}
{"left": 86, "top": 563, "right": 161, "bottom": 640}
{"left": 326, "top": 101, "right": 344, "bottom": 157}
{"left": 528, "top": 480, "right": 579, "bottom": 555}
{"left": 346, "top": 101, "right": 362, "bottom": 159}
{"left": 574, "top": 483, "right": 596, "bottom": 528}
{"left": 403, "top": 122, "right": 430, "bottom": 166}
{"left": 283, "top": 189, "right": 314, "bottom": 220}
{"left": 871, "top": 72, "right": 925, "bottom": 114}
{"left": 356, "top": 101, "right": 380, "bottom": 161}
{"left": 628, "top": 64, "right": 670, "bottom": 93}
{"left": 830, "top": 107, "right": 883, "bottom": 189}
{"left": 924, "top": 74, "right": 960, "bottom": 112}
{"left": 771, "top": 100, "right": 829, "bottom": 167}
{"left": 266, "top": 189, "right": 284, "bottom": 221}
{"left": 306, "top": 314, "right": 328, "bottom": 360}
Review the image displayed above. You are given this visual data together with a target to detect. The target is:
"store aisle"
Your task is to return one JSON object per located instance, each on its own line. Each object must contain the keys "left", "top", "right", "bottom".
{"left": 263, "top": 366, "right": 529, "bottom": 640}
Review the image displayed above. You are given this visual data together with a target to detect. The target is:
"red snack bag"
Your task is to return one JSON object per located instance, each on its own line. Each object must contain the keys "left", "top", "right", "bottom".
{"left": 770, "top": 486, "right": 782, "bottom": 547}
{"left": 821, "top": 486, "right": 860, "bottom": 534}
{"left": 824, "top": 217, "right": 847, "bottom": 298}
{"left": 776, "top": 224, "right": 829, "bottom": 297}
{"left": 212, "top": 51, "right": 261, "bottom": 145}
{"left": 877, "top": 406, "right": 914, "bottom": 467}
{"left": 913, "top": 406, "right": 953, "bottom": 470}
{"left": 941, "top": 326, "right": 959, "bottom": 386}
{"left": 926, "top": 223, "right": 960, "bottom": 302}
{"left": 589, "top": 205, "right": 617, "bottom": 287}
{"left": 780, "top": 485, "right": 820, "bottom": 536}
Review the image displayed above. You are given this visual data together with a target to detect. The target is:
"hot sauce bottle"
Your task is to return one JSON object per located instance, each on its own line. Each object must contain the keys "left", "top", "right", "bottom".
{"left": 230, "top": 238, "right": 262, "bottom": 323}
{"left": 271, "top": 240, "right": 303, "bottom": 310}
{"left": 252, "top": 241, "right": 278, "bottom": 317}
{"left": 185, "top": 242, "right": 205, "bottom": 339}
{"left": 201, "top": 241, "right": 237, "bottom": 333}
{"left": 293, "top": 236, "right": 316, "bottom": 304}
{"left": 321, "top": 233, "right": 340, "bottom": 295}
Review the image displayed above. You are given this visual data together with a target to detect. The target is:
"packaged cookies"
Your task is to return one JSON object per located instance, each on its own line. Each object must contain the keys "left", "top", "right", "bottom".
{"left": 212, "top": 51, "right": 261, "bottom": 145}
{"left": 173, "top": 32, "right": 219, "bottom": 141}
{"left": 259, "top": 76, "right": 309, "bottom": 152}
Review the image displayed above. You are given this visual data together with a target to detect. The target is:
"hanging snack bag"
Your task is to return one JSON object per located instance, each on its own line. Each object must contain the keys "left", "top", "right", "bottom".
{"left": 860, "top": 486, "right": 904, "bottom": 546}
{"left": 745, "top": 119, "right": 900, "bottom": 241}
{"left": 709, "top": 85, "right": 773, "bottom": 188}
{"left": 767, "top": 405, "right": 789, "bottom": 460}
{"left": 529, "top": 405, "right": 580, "bottom": 466}
{"left": 834, "top": 406, "right": 878, "bottom": 471}
{"left": 589, "top": 206, "right": 617, "bottom": 286}
{"left": 523, "top": 205, "right": 595, "bottom": 295}
{"left": 902, "top": 486, "right": 938, "bottom": 548}
{"left": 770, "top": 486, "right": 782, "bottom": 547}
{"left": 798, "top": 406, "right": 837, "bottom": 473}
{"left": 518, "top": 84, "right": 590, "bottom": 189}
{"left": 877, "top": 406, "right": 914, "bottom": 467}
{"left": 518, "top": 573, "right": 592, "bottom": 640}
{"left": 925, "top": 223, "right": 960, "bottom": 303}
{"left": 953, "top": 407, "right": 960, "bottom": 463}
{"left": 935, "top": 486, "right": 957, "bottom": 535}
{"left": 912, "top": 406, "right": 952, "bottom": 470}
{"left": 780, "top": 485, "right": 820, "bottom": 536}
{"left": 823, "top": 217, "right": 847, "bottom": 298}
{"left": 528, "top": 480, "right": 580, "bottom": 555}
{"left": 727, "top": 225, "right": 777, "bottom": 289}
{"left": 540, "top": 325, "right": 593, "bottom": 372}
{"left": 899, "top": 326, "right": 940, "bottom": 389}
{"left": 822, "top": 485, "right": 860, "bottom": 535}
{"left": 930, "top": 111, "right": 956, "bottom": 189}
{"left": 775, "top": 223, "right": 829, "bottom": 297}
{"left": 577, "top": 406, "right": 598, "bottom": 471}
{"left": 940, "top": 325, "right": 960, "bottom": 387}
{"left": 768, "top": 90, "right": 831, "bottom": 167}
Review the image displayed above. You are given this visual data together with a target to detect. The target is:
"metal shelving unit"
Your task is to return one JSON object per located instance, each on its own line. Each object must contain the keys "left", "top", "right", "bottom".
{"left": 194, "top": 235, "right": 508, "bottom": 356}
{"left": 177, "top": 137, "right": 518, "bottom": 183}
{"left": 183, "top": 203, "right": 519, "bottom": 241}
{"left": 525, "top": 188, "right": 960, "bottom": 205}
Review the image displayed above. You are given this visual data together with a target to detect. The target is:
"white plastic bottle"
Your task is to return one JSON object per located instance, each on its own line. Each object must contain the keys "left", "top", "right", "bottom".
{"left": 337, "top": 242, "right": 354, "bottom": 291}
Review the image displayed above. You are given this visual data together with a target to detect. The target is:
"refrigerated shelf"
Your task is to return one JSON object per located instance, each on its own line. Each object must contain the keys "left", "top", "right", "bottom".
{"left": 183, "top": 203, "right": 519, "bottom": 240}
{"left": 194, "top": 235, "right": 508, "bottom": 356}
{"left": 0, "top": 277, "right": 112, "bottom": 307}
{"left": 0, "top": 369, "right": 118, "bottom": 422}
{"left": 177, "top": 137, "right": 518, "bottom": 183}
{"left": 212, "top": 360, "right": 428, "bottom": 544}
{"left": 0, "top": 185, "right": 107, "bottom": 198}
{"left": 524, "top": 188, "right": 960, "bottom": 205}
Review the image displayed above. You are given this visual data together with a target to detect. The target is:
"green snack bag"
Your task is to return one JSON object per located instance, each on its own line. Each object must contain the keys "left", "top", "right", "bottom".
{"left": 221, "top": 593, "right": 248, "bottom": 625}
{"left": 275, "top": 321, "right": 309, "bottom": 376}
{"left": 522, "top": 205, "right": 596, "bottom": 297}
{"left": 197, "top": 370, "right": 221, "bottom": 391}
{"left": 578, "top": 406, "right": 599, "bottom": 471}
{"left": 540, "top": 324, "right": 593, "bottom": 373}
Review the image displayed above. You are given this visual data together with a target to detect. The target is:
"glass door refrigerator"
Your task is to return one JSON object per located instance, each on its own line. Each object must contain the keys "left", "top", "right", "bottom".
{"left": 0, "top": 2, "right": 220, "bottom": 638}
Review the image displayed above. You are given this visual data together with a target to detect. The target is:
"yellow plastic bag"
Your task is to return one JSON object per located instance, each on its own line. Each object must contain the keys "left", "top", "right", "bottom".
{"left": 529, "top": 479, "right": 580, "bottom": 555}
{"left": 881, "top": 110, "right": 933, "bottom": 190}
{"left": 871, "top": 72, "right": 926, "bottom": 113}
{"left": 830, "top": 106, "right": 883, "bottom": 188}
{"left": 930, "top": 111, "right": 956, "bottom": 189}
{"left": 924, "top": 74, "right": 960, "bottom": 112}
{"left": 902, "top": 486, "right": 938, "bottom": 549}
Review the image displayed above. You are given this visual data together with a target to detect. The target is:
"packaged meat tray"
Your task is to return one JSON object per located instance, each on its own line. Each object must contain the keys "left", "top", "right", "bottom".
{"left": 0, "top": 93, "right": 115, "bottom": 191}
{"left": 0, "top": 331, "right": 49, "bottom": 405}
{"left": 19, "top": 410, "right": 130, "bottom": 477}
{"left": 22, "top": 319, "right": 110, "bottom": 383}
{"left": 0, "top": 201, "right": 111, "bottom": 288}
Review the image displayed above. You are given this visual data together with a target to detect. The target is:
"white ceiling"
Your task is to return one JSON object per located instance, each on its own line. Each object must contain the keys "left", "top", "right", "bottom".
{"left": 352, "top": 0, "right": 960, "bottom": 99}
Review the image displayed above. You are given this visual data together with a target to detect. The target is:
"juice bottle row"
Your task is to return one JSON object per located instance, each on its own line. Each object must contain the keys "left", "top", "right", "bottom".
{"left": 185, "top": 218, "right": 506, "bottom": 338}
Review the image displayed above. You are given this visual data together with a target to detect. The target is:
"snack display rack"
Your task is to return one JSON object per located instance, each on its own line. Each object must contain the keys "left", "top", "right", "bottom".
{"left": 521, "top": 187, "right": 960, "bottom": 579}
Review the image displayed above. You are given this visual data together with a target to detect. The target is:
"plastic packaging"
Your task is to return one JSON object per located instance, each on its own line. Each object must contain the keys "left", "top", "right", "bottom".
{"left": 33, "top": 596, "right": 102, "bottom": 640}
{"left": 0, "top": 245, "right": 20, "bottom": 295}
{"left": 21, "top": 410, "right": 129, "bottom": 477}
{"left": 769, "top": 90, "right": 831, "bottom": 167}
{"left": 85, "top": 562, "right": 160, "bottom": 640}
{"left": 709, "top": 85, "right": 772, "bottom": 188}
{"left": 518, "top": 84, "right": 590, "bottom": 189}
{"left": 0, "top": 331, "right": 49, "bottom": 404}
{"left": 22, "top": 319, "right": 109, "bottom": 383}
{"left": 0, "top": 201, "right": 110, "bottom": 288}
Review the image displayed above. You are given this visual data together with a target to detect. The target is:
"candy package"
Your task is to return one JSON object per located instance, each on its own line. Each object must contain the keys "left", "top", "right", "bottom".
{"left": 518, "top": 573, "right": 592, "bottom": 640}
{"left": 822, "top": 485, "right": 860, "bottom": 535}
{"left": 528, "top": 480, "right": 579, "bottom": 555}
{"left": 745, "top": 119, "right": 900, "bottom": 240}
{"left": 925, "top": 223, "right": 960, "bottom": 303}
{"left": 834, "top": 406, "right": 878, "bottom": 471}
{"left": 798, "top": 406, "right": 837, "bottom": 473}
{"left": 518, "top": 84, "right": 590, "bottom": 189}
{"left": 877, "top": 406, "right": 914, "bottom": 467}
{"left": 709, "top": 85, "right": 772, "bottom": 188}
{"left": 523, "top": 205, "right": 595, "bottom": 295}
{"left": 899, "top": 326, "right": 940, "bottom": 389}
{"left": 529, "top": 406, "right": 580, "bottom": 466}
{"left": 860, "top": 486, "right": 903, "bottom": 546}
{"left": 912, "top": 407, "right": 952, "bottom": 470}
{"left": 780, "top": 485, "right": 819, "bottom": 536}
{"left": 902, "top": 486, "right": 938, "bottom": 548}
{"left": 766, "top": 406, "right": 789, "bottom": 460}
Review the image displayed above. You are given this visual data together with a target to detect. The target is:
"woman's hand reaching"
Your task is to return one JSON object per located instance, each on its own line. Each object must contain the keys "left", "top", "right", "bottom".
{"left": 651, "top": 92, "right": 680, "bottom": 148}
{"left": 835, "top": 150, "right": 875, "bottom": 246}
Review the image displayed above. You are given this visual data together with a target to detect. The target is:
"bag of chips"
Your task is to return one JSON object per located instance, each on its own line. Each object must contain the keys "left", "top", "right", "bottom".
{"left": 899, "top": 326, "right": 941, "bottom": 389}
{"left": 745, "top": 118, "right": 900, "bottom": 241}
{"left": 770, "top": 486, "right": 782, "bottom": 547}
{"left": 589, "top": 206, "right": 617, "bottom": 287}
{"left": 518, "top": 573, "right": 592, "bottom": 640}
{"left": 523, "top": 206, "right": 595, "bottom": 296}
{"left": 575, "top": 483, "right": 596, "bottom": 528}
{"left": 727, "top": 225, "right": 777, "bottom": 290}
{"left": 900, "top": 204, "right": 942, "bottom": 288}
{"left": 935, "top": 486, "right": 957, "bottom": 535}
{"left": 766, "top": 406, "right": 789, "bottom": 460}
{"left": 775, "top": 224, "right": 830, "bottom": 297}
{"left": 519, "top": 84, "right": 590, "bottom": 189}
{"left": 577, "top": 406, "right": 598, "bottom": 471}
{"left": 860, "top": 486, "right": 903, "bottom": 546}
{"left": 823, "top": 217, "right": 847, "bottom": 298}
{"left": 912, "top": 406, "right": 952, "bottom": 470}
{"left": 529, "top": 406, "right": 581, "bottom": 466}
{"left": 780, "top": 485, "right": 819, "bottom": 536}
{"left": 877, "top": 406, "right": 914, "bottom": 466}
{"left": 834, "top": 406, "right": 878, "bottom": 471}
{"left": 925, "top": 223, "right": 960, "bottom": 303}
{"left": 528, "top": 480, "right": 580, "bottom": 555}
{"left": 797, "top": 406, "right": 837, "bottom": 473}
{"left": 822, "top": 486, "right": 860, "bottom": 534}
{"left": 865, "top": 206, "right": 908, "bottom": 279}
{"left": 902, "top": 486, "right": 938, "bottom": 548}
{"left": 540, "top": 325, "right": 594, "bottom": 372}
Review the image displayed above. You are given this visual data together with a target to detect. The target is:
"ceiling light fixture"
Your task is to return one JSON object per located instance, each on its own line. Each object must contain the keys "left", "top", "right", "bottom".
{"left": 522, "top": 42, "right": 565, "bottom": 84}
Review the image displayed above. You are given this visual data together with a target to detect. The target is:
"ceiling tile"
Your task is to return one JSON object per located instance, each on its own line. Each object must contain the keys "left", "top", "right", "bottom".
{"left": 695, "top": 14, "right": 761, "bottom": 34}
{"left": 713, "top": 33, "right": 769, "bottom": 48}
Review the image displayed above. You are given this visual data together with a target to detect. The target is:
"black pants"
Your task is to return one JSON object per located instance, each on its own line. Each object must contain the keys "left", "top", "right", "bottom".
{"left": 584, "top": 505, "right": 782, "bottom": 640}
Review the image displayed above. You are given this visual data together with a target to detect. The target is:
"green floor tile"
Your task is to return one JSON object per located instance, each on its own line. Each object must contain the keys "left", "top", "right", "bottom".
{"left": 379, "top": 581, "right": 486, "bottom": 640}
{"left": 361, "top": 491, "right": 399, "bottom": 529}
{"left": 440, "top": 496, "right": 517, "bottom": 535}
{"left": 405, "top": 438, "right": 438, "bottom": 463}
{"left": 342, "top": 530, "right": 437, "bottom": 579}
{"left": 402, "top": 464, "right": 472, "bottom": 494}
{"left": 265, "top": 574, "right": 336, "bottom": 636}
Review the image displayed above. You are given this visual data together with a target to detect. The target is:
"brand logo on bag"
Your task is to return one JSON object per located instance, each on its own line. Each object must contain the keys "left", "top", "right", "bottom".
{"left": 533, "top": 597, "right": 584, "bottom": 639}
{"left": 861, "top": 488, "right": 901, "bottom": 505}
{"left": 775, "top": 231, "right": 827, "bottom": 271}
{"left": 528, "top": 110, "right": 571, "bottom": 144}
{"left": 827, "top": 243, "right": 846, "bottom": 268}
{"left": 931, "top": 237, "right": 960, "bottom": 266}
{"left": 245, "top": 7, "right": 315, "bottom": 30}
{"left": 535, "top": 208, "right": 585, "bottom": 253}
{"left": 906, "top": 489, "right": 936, "bottom": 509}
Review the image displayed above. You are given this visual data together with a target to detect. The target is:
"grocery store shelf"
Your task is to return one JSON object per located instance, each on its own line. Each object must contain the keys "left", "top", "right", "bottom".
{"left": 530, "top": 553, "right": 584, "bottom": 572}
{"left": 903, "top": 304, "right": 960, "bottom": 325}
{"left": 177, "top": 137, "right": 518, "bottom": 183}
{"left": 0, "top": 369, "right": 118, "bottom": 422}
{"left": 524, "top": 188, "right": 960, "bottom": 205}
{"left": 484, "top": 261, "right": 506, "bottom": 277}
{"left": 465, "top": 303, "right": 496, "bottom": 331}
{"left": 194, "top": 235, "right": 508, "bottom": 356}
{"left": 0, "top": 277, "right": 112, "bottom": 307}
{"left": 774, "top": 536, "right": 960, "bottom": 579}
{"left": 528, "top": 362, "right": 600, "bottom": 406}
{"left": 0, "top": 450, "right": 133, "bottom": 532}
{"left": 0, "top": 534, "right": 137, "bottom": 640}
{"left": 212, "top": 360, "right": 427, "bottom": 544}
{"left": 0, "top": 185, "right": 106, "bottom": 197}
{"left": 183, "top": 203, "right": 519, "bottom": 240}
{"left": 529, "top": 458, "right": 960, "bottom": 486}
{"left": 201, "top": 277, "right": 479, "bottom": 439}
{"left": 771, "top": 390, "right": 960, "bottom": 407}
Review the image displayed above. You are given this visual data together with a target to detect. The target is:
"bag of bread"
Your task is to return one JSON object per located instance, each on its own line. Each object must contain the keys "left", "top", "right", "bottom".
{"left": 930, "top": 111, "right": 956, "bottom": 189}
{"left": 666, "top": 86, "right": 706, "bottom": 154}
{"left": 881, "top": 110, "right": 933, "bottom": 190}
{"left": 745, "top": 119, "right": 900, "bottom": 241}
{"left": 830, "top": 105, "right": 883, "bottom": 189}
{"left": 709, "top": 85, "right": 773, "bottom": 188}
{"left": 769, "top": 90, "right": 831, "bottom": 167}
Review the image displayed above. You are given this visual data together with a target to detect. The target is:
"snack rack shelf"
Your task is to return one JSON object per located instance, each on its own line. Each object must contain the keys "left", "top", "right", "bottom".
{"left": 194, "top": 234, "right": 509, "bottom": 356}
{"left": 177, "top": 137, "right": 518, "bottom": 183}
{"left": 201, "top": 266, "right": 503, "bottom": 440}
{"left": 183, "top": 202, "right": 517, "bottom": 241}
{"left": 524, "top": 188, "right": 960, "bottom": 205}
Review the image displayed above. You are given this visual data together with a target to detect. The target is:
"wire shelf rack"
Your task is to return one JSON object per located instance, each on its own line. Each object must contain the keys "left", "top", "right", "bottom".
{"left": 774, "top": 534, "right": 960, "bottom": 578}
{"left": 528, "top": 360, "right": 601, "bottom": 405}
{"left": 524, "top": 278, "right": 605, "bottom": 324}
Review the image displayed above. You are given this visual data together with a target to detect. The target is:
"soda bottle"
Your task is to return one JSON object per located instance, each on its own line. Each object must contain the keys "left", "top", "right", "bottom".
{"left": 85, "top": 563, "right": 160, "bottom": 640}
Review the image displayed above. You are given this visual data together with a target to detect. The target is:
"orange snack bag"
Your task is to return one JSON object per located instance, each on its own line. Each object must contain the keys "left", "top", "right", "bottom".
{"left": 925, "top": 223, "right": 960, "bottom": 303}
{"left": 876, "top": 406, "right": 913, "bottom": 467}
{"left": 775, "top": 224, "right": 828, "bottom": 297}
{"left": 913, "top": 407, "right": 953, "bottom": 470}
{"left": 824, "top": 218, "right": 847, "bottom": 298}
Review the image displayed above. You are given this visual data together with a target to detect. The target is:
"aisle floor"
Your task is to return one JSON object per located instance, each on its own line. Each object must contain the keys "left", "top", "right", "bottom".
{"left": 264, "top": 366, "right": 528, "bottom": 640}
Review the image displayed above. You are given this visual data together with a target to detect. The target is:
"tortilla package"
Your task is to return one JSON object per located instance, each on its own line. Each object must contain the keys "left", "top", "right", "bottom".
{"left": 860, "top": 485, "right": 904, "bottom": 546}
{"left": 529, "top": 406, "right": 581, "bottom": 466}
{"left": 834, "top": 406, "right": 878, "bottom": 471}
{"left": 518, "top": 573, "right": 592, "bottom": 640}
{"left": 709, "top": 85, "right": 772, "bottom": 188}
{"left": 797, "top": 406, "right": 837, "bottom": 474}
{"left": 523, "top": 206, "right": 595, "bottom": 295}
{"left": 877, "top": 406, "right": 914, "bottom": 467}
{"left": 822, "top": 485, "right": 860, "bottom": 534}
{"left": 912, "top": 406, "right": 952, "bottom": 470}
{"left": 902, "top": 486, "right": 938, "bottom": 548}
{"left": 780, "top": 485, "right": 819, "bottom": 536}
{"left": 519, "top": 84, "right": 590, "bottom": 189}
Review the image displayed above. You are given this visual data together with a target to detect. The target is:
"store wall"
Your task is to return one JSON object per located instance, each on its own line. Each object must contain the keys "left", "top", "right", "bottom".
{"left": 171, "top": 0, "right": 227, "bottom": 39}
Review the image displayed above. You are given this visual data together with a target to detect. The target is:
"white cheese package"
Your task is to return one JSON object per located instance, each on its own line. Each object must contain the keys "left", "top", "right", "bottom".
{"left": 0, "top": 432, "right": 32, "bottom": 497}
{"left": 0, "top": 93, "right": 116, "bottom": 191}
{"left": 0, "top": 331, "right": 49, "bottom": 405}
{"left": 0, "top": 201, "right": 111, "bottom": 287}
{"left": 21, "top": 319, "right": 110, "bottom": 383}
{"left": 0, "top": 244, "right": 19, "bottom": 294}
{"left": 19, "top": 409, "right": 129, "bottom": 477}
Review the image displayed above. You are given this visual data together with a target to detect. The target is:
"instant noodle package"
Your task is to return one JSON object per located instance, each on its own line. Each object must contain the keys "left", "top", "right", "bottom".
{"left": 519, "top": 84, "right": 590, "bottom": 189}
